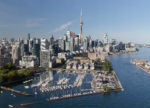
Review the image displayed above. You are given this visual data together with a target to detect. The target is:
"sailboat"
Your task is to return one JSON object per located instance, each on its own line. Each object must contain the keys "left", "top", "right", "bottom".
{"left": 34, "top": 88, "right": 37, "bottom": 95}
{"left": 24, "top": 85, "right": 29, "bottom": 89}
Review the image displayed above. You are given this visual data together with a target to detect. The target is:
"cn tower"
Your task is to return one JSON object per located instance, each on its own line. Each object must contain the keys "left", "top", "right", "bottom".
{"left": 80, "top": 9, "right": 83, "bottom": 44}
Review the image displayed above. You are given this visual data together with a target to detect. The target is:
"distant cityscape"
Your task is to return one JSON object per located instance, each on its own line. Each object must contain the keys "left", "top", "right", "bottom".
{"left": 0, "top": 10, "right": 138, "bottom": 108}
{"left": 0, "top": 31, "right": 137, "bottom": 68}
{"left": 1, "top": 1, "right": 150, "bottom": 108}
{"left": 0, "top": 9, "right": 138, "bottom": 69}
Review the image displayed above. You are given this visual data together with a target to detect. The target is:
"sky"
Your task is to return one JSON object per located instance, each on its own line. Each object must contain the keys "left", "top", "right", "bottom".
{"left": 0, "top": 0, "right": 150, "bottom": 44}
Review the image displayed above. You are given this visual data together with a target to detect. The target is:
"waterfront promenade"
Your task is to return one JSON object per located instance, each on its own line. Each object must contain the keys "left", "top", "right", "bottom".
{"left": 112, "top": 71, "right": 124, "bottom": 91}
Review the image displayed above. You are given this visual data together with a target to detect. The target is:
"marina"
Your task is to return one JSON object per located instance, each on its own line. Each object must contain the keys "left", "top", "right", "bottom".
{"left": 0, "top": 67, "right": 122, "bottom": 107}
{"left": 0, "top": 64, "right": 123, "bottom": 108}
{"left": 2, "top": 48, "right": 150, "bottom": 108}
{"left": 29, "top": 69, "right": 122, "bottom": 102}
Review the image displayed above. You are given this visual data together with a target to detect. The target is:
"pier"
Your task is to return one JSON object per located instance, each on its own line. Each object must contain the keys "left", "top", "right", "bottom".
{"left": 20, "top": 101, "right": 41, "bottom": 107}
{"left": 0, "top": 86, "right": 33, "bottom": 96}
{"left": 46, "top": 91, "right": 101, "bottom": 102}
{"left": 50, "top": 68, "right": 97, "bottom": 73}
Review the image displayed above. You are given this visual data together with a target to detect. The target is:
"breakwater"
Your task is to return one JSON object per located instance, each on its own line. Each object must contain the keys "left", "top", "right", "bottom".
{"left": 0, "top": 86, "right": 32, "bottom": 96}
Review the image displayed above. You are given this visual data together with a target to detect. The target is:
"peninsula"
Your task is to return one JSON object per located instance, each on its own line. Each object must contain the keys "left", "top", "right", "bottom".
{"left": 131, "top": 59, "right": 150, "bottom": 74}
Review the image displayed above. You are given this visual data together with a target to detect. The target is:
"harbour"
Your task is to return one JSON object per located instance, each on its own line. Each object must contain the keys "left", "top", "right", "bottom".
{"left": 1, "top": 48, "right": 150, "bottom": 108}
{"left": 0, "top": 66, "right": 122, "bottom": 107}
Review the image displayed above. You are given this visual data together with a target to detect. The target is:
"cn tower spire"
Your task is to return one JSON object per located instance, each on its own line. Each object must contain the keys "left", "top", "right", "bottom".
{"left": 80, "top": 9, "right": 83, "bottom": 44}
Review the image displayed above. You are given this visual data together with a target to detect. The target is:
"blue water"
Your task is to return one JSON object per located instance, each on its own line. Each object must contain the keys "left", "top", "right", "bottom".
{"left": 1, "top": 48, "right": 150, "bottom": 108}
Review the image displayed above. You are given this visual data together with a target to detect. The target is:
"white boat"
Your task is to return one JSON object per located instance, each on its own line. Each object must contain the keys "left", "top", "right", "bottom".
{"left": 13, "top": 95, "right": 16, "bottom": 98}
{"left": 23, "top": 79, "right": 33, "bottom": 84}
{"left": 8, "top": 105, "right": 15, "bottom": 108}
{"left": 34, "top": 91, "right": 37, "bottom": 95}
{"left": 24, "top": 86, "right": 29, "bottom": 89}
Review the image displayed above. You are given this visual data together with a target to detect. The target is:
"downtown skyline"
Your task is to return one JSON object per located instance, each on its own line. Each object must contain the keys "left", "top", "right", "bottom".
{"left": 0, "top": 0, "right": 150, "bottom": 44}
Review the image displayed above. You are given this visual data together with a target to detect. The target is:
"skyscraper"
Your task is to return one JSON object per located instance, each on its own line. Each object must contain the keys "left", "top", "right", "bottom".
{"left": 40, "top": 50, "right": 51, "bottom": 68}
{"left": 74, "top": 36, "right": 79, "bottom": 50}
{"left": 83, "top": 37, "right": 89, "bottom": 51}
{"left": 40, "top": 38, "right": 49, "bottom": 51}
{"left": 27, "top": 33, "right": 30, "bottom": 40}
{"left": 29, "top": 39, "right": 33, "bottom": 54}
{"left": 61, "top": 40, "right": 65, "bottom": 51}
{"left": 12, "top": 43, "right": 21, "bottom": 64}
{"left": 66, "top": 31, "right": 72, "bottom": 42}
{"left": 70, "top": 37, "right": 74, "bottom": 52}
{"left": 103, "top": 33, "right": 108, "bottom": 45}
{"left": 80, "top": 9, "right": 83, "bottom": 44}
{"left": 49, "top": 35, "right": 54, "bottom": 46}
{"left": 24, "top": 40, "right": 29, "bottom": 55}
{"left": 32, "top": 39, "right": 40, "bottom": 58}
{"left": 0, "top": 46, "right": 4, "bottom": 56}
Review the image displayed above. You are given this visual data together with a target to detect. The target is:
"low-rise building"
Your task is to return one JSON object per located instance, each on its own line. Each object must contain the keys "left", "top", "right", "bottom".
{"left": 58, "top": 52, "right": 71, "bottom": 60}
{"left": 84, "top": 63, "right": 89, "bottom": 70}
{"left": 72, "top": 62, "right": 78, "bottom": 70}
{"left": 133, "top": 59, "right": 146, "bottom": 65}
{"left": 56, "top": 58, "right": 63, "bottom": 64}
{"left": 88, "top": 52, "right": 105, "bottom": 61}
{"left": 90, "top": 63, "right": 95, "bottom": 70}
{"left": 66, "top": 60, "right": 95, "bottom": 70}
{"left": 19, "top": 55, "right": 39, "bottom": 68}
{"left": 66, "top": 63, "right": 72, "bottom": 69}
{"left": 78, "top": 64, "right": 84, "bottom": 70}
{"left": 125, "top": 43, "right": 137, "bottom": 52}
{"left": 145, "top": 61, "right": 150, "bottom": 69}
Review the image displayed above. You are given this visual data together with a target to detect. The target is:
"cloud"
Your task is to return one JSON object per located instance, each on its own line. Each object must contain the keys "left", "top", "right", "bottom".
{"left": 25, "top": 18, "right": 46, "bottom": 27}
{"left": 51, "top": 21, "right": 72, "bottom": 33}
{"left": 0, "top": 24, "right": 8, "bottom": 27}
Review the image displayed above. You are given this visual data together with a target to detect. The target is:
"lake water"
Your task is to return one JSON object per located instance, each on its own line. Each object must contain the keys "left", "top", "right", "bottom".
{"left": 1, "top": 48, "right": 150, "bottom": 108}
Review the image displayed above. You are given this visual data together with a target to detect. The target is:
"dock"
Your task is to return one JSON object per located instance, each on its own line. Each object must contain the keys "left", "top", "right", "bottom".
{"left": 20, "top": 101, "right": 41, "bottom": 107}
{"left": 0, "top": 86, "right": 33, "bottom": 96}
{"left": 46, "top": 91, "right": 101, "bottom": 102}
{"left": 50, "top": 68, "right": 97, "bottom": 73}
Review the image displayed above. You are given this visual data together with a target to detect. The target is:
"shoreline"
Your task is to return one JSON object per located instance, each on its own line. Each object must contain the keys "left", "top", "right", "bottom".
{"left": 131, "top": 61, "right": 150, "bottom": 74}
{"left": 109, "top": 50, "right": 138, "bottom": 55}
{"left": 46, "top": 88, "right": 121, "bottom": 102}
{"left": 112, "top": 71, "right": 124, "bottom": 91}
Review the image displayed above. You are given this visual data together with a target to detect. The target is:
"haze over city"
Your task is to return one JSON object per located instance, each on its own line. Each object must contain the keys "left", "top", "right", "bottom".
{"left": 0, "top": 0, "right": 150, "bottom": 44}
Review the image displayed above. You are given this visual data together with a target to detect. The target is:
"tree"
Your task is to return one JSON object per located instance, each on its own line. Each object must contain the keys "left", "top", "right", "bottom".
{"left": 103, "top": 85, "right": 111, "bottom": 92}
